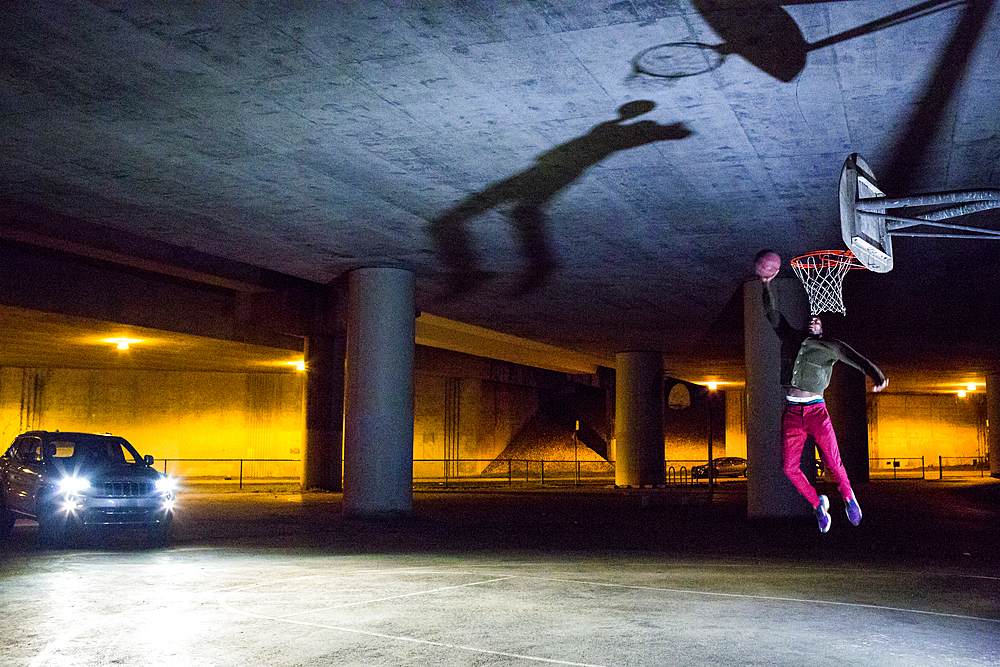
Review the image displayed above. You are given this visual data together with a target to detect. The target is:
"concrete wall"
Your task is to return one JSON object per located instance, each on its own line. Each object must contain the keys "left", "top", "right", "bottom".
{"left": 664, "top": 379, "right": 727, "bottom": 463}
{"left": 0, "top": 347, "right": 575, "bottom": 485}
{"left": 869, "top": 393, "right": 987, "bottom": 469}
{"left": 0, "top": 367, "right": 304, "bottom": 480}
{"left": 725, "top": 387, "right": 748, "bottom": 458}
{"left": 475, "top": 380, "right": 539, "bottom": 464}
{"left": 413, "top": 373, "right": 538, "bottom": 478}
{"left": 2, "top": 364, "right": 989, "bottom": 483}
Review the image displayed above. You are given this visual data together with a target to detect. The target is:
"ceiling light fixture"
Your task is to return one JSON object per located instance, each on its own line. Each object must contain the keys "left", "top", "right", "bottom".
{"left": 286, "top": 361, "right": 305, "bottom": 371}
{"left": 104, "top": 337, "right": 142, "bottom": 350}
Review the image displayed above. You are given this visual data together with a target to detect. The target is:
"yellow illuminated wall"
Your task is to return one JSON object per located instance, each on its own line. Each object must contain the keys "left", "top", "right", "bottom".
{"left": 869, "top": 393, "right": 987, "bottom": 464}
{"left": 14, "top": 361, "right": 985, "bottom": 485}
{"left": 663, "top": 381, "right": 728, "bottom": 463}
{"left": 726, "top": 387, "right": 747, "bottom": 458}
{"left": 0, "top": 367, "right": 304, "bottom": 480}
{"left": 2, "top": 360, "right": 548, "bottom": 484}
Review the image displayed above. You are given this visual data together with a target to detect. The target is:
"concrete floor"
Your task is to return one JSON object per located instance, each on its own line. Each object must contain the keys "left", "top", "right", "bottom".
{"left": 2, "top": 480, "right": 998, "bottom": 666}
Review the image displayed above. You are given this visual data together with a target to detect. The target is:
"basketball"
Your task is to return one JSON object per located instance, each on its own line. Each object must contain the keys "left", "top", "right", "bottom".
{"left": 754, "top": 250, "right": 781, "bottom": 279}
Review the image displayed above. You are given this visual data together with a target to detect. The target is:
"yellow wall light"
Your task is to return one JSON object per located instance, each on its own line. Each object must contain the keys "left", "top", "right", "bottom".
{"left": 702, "top": 381, "right": 731, "bottom": 391}
{"left": 957, "top": 390, "right": 967, "bottom": 398}
{"left": 104, "top": 337, "right": 143, "bottom": 350}
{"left": 286, "top": 360, "right": 305, "bottom": 372}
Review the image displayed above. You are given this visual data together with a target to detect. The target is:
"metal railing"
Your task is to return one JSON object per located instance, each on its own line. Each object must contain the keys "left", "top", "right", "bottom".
{"left": 414, "top": 459, "right": 720, "bottom": 488}
{"left": 160, "top": 458, "right": 299, "bottom": 489}
{"left": 413, "top": 459, "right": 616, "bottom": 487}
{"left": 156, "top": 457, "right": 730, "bottom": 489}
{"left": 154, "top": 454, "right": 990, "bottom": 491}
{"left": 869, "top": 457, "right": 925, "bottom": 480}
{"left": 937, "top": 456, "right": 991, "bottom": 479}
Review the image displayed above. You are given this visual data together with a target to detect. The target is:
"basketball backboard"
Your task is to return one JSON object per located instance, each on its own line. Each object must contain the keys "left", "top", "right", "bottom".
{"left": 840, "top": 154, "right": 1000, "bottom": 272}
{"left": 840, "top": 153, "right": 892, "bottom": 273}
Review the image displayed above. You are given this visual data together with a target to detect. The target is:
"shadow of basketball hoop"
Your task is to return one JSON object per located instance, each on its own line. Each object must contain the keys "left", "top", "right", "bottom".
{"left": 631, "top": 0, "right": 963, "bottom": 83}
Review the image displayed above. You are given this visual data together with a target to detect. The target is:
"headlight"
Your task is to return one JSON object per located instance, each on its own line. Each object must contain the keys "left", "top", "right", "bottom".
{"left": 57, "top": 477, "right": 90, "bottom": 494}
{"left": 155, "top": 477, "right": 178, "bottom": 494}
{"left": 61, "top": 497, "right": 84, "bottom": 512}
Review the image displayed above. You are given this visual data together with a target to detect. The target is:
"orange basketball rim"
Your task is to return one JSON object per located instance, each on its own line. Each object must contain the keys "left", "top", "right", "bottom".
{"left": 790, "top": 250, "right": 866, "bottom": 316}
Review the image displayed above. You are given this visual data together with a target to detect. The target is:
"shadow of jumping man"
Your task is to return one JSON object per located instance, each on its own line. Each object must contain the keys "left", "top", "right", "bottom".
{"left": 431, "top": 100, "right": 691, "bottom": 297}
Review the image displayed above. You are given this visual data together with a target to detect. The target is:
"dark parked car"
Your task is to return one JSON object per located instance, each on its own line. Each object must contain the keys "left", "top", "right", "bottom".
{"left": 0, "top": 431, "right": 176, "bottom": 544}
{"left": 691, "top": 456, "right": 748, "bottom": 479}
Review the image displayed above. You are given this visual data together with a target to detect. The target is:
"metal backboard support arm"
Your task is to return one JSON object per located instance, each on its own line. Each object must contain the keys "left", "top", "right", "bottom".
{"left": 857, "top": 190, "right": 1000, "bottom": 239}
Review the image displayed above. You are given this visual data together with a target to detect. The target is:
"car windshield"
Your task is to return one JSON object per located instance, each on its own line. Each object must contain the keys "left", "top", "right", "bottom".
{"left": 48, "top": 436, "right": 144, "bottom": 466}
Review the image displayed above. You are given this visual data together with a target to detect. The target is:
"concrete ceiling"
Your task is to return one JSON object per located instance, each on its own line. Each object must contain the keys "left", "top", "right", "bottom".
{"left": 2, "top": 1, "right": 999, "bottom": 393}
{"left": 0, "top": 304, "right": 305, "bottom": 374}
{"left": 0, "top": 305, "right": 602, "bottom": 376}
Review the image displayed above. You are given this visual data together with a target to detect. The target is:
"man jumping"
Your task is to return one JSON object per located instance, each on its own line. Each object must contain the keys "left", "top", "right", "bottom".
{"left": 757, "top": 251, "right": 888, "bottom": 533}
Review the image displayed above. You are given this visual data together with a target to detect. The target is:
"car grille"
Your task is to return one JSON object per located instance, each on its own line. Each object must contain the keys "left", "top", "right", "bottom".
{"left": 82, "top": 507, "right": 161, "bottom": 526}
{"left": 101, "top": 481, "right": 153, "bottom": 497}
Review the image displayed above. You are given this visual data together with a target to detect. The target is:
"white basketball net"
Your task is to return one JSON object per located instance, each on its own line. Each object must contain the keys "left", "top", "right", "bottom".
{"left": 791, "top": 251, "right": 863, "bottom": 315}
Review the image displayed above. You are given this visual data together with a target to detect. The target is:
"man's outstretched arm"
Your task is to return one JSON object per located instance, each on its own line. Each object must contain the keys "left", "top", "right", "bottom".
{"left": 760, "top": 276, "right": 782, "bottom": 330}
{"left": 830, "top": 339, "right": 889, "bottom": 391}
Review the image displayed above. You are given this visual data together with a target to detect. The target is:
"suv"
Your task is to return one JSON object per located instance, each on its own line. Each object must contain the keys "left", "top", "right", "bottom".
{"left": 0, "top": 431, "right": 176, "bottom": 544}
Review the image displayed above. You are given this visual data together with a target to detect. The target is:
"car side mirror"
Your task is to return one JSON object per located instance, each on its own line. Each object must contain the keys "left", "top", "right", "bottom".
{"left": 144, "top": 454, "right": 154, "bottom": 466}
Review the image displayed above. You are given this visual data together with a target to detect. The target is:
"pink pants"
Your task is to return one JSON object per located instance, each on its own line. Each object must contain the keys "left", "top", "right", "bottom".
{"left": 782, "top": 401, "right": 854, "bottom": 508}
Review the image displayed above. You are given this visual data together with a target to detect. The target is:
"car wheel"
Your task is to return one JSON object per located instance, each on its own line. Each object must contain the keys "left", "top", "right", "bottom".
{"left": 36, "top": 500, "right": 77, "bottom": 546}
{"left": 147, "top": 518, "right": 172, "bottom": 547}
{"left": 0, "top": 504, "right": 14, "bottom": 538}
{"left": 37, "top": 510, "right": 64, "bottom": 546}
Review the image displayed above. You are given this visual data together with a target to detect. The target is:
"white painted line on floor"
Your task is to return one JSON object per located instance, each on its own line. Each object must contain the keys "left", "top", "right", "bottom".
{"left": 220, "top": 591, "right": 605, "bottom": 667}
{"left": 29, "top": 624, "right": 95, "bottom": 667}
{"left": 527, "top": 575, "right": 1000, "bottom": 624}
{"left": 219, "top": 575, "right": 605, "bottom": 666}
{"left": 28, "top": 572, "right": 271, "bottom": 667}
{"left": 275, "top": 576, "right": 514, "bottom": 617}
{"left": 214, "top": 574, "right": 323, "bottom": 593}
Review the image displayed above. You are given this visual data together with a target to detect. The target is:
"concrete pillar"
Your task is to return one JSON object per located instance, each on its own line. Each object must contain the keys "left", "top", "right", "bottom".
{"left": 988, "top": 373, "right": 1000, "bottom": 478}
{"left": 824, "top": 363, "right": 870, "bottom": 485}
{"left": 302, "top": 333, "right": 346, "bottom": 492}
{"left": 744, "top": 277, "right": 809, "bottom": 518}
{"left": 614, "top": 351, "right": 664, "bottom": 488}
{"left": 343, "top": 267, "right": 415, "bottom": 517}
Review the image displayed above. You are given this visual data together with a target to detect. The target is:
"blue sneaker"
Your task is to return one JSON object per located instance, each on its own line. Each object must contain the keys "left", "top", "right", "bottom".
{"left": 845, "top": 496, "right": 862, "bottom": 526}
{"left": 814, "top": 495, "right": 831, "bottom": 533}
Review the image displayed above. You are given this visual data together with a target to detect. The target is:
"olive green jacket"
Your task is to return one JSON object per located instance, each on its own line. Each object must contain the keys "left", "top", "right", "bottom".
{"left": 762, "top": 285, "right": 885, "bottom": 395}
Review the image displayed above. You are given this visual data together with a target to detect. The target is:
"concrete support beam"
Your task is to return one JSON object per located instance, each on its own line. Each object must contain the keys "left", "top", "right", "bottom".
{"left": 614, "top": 351, "right": 664, "bottom": 488}
{"left": 302, "top": 333, "right": 346, "bottom": 492}
{"left": 0, "top": 239, "right": 306, "bottom": 351}
{"left": 824, "top": 364, "right": 870, "bottom": 486}
{"left": 302, "top": 280, "right": 347, "bottom": 492}
{"left": 343, "top": 268, "right": 415, "bottom": 517}
{"left": 743, "top": 277, "right": 809, "bottom": 518}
